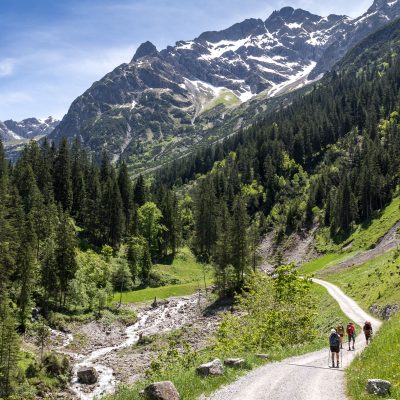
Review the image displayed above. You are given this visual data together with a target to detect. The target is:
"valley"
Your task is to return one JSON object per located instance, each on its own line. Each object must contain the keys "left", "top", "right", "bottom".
{"left": 1, "top": 1, "right": 400, "bottom": 400}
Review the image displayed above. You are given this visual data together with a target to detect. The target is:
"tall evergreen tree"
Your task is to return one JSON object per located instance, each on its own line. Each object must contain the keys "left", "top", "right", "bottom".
{"left": 134, "top": 175, "right": 146, "bottom": 207}
{"left": 118, "top": 161, "right": 132, "bottom": 235}
{"left": 53, "top": 138, "right": 73, "bottom": 211}
{"left": 0, "top": 295, "right": 20, "bottom": 398}
{"left": 55, "top": 211, "right": 77, "bottom": 306}
{"left": 230, "top": 195, "right": 249, "bottom": 287}
{"left": 16, "top": 216, "right": 37, "bottom": 330}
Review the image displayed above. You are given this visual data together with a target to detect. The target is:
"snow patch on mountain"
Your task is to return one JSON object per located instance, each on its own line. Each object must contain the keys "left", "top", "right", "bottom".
{"left": 269, "top": 61, "right": 317, "bottom": 97}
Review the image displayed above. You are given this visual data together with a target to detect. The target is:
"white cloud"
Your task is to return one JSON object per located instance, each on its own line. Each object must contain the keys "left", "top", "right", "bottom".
{"left": 0, "top": 58, "right": 16, "bottom": 77}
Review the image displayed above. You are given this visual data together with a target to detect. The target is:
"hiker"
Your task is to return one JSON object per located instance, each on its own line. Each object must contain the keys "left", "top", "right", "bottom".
{"left": 363, "top": 321, "right": 373, "bottom": 345}
{"left": 337, "top": 322, "right": 345, "bottom": 349}
{"left": 329, "top": 328, "right": 340, "bottom": 368}
{"left": 346, "top": 321, "right": 356, "bottom": 350}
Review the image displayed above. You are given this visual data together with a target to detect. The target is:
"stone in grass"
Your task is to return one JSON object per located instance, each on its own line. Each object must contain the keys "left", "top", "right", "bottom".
{"left": 224, "top": 358, "right": 245, "bottom": 367}
{"left": 196, "top": 359, "right": 224, "bottom": 376}
{"left": 366, "top": 379, "right": 392, "bottom": 396}
{"left": 256, "top": 354, "right": 270, "bottom": 359}
{"left": 77, "top": 366, "right": 98, "bottom": 384}
{"left": 144, "top": 381, "right": 180, "bottom": 400}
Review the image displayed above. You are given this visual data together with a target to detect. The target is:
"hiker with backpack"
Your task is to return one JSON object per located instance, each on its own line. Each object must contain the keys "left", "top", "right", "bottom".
{"left": 346, "top": 322, "right": 356, "bottom": 350}
{"left": 363, "top": 321, "right": 373, "bottom": 345}
{"left": 337, "top": 322, "right": 345, "bottom": 349}
{"left": 329, "top": 328, "right": 341, "bottom": 368}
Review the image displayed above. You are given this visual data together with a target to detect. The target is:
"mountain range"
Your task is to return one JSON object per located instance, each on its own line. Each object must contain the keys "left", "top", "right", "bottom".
{"left": 0, "top": 117, "right": 59, "bottom": 142}
{"left": 6, "top": 0, "right": 400, "bottom": 169}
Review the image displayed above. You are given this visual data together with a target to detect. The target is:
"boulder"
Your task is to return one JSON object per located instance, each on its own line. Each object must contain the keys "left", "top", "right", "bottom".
{"left": 366, "top": 379, "right": 392, "bottom": 396}
{"left": 77, "top": 366, "right": 98, "bottom": 385}
{"left": 196, "top": 359, "right": 224, "bottom": 376}
{"left": 224, "top": 358, "right": 245, "bottom": 367}
{"left": 144, "top": 381, "right": 180, "bottom": 400}
{"left": 256, "top": 354, "right": 270, "bottom": 359}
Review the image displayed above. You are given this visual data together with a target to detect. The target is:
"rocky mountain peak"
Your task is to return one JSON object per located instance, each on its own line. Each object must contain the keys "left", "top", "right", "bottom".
{"left": 2, "top": 116, "right": 59, "bottom": 140}
{"left": 131, "top": 41, "right": 159, "bottom": 62}
{"left": 197, "top": 18, "right": 265, "bottom": 43}
{"left": 368, "top": 0, "right": 399, "bottom": 12}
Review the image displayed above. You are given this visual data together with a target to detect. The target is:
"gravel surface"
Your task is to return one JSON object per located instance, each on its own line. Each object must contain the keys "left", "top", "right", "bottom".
{"left": 207, "top": 279, "right": 381, "bottom": 400}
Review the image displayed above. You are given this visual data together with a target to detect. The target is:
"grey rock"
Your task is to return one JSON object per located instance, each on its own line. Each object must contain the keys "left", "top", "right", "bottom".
{"left": 77, "top": 366, "right": 98, "bottom": 385}
{"left": 196, "top": 359, "right": 224, "bottom": 376}
{"left": 224, "top": 358, "right": 245, "bottom": 367}
{"left": 144, "top": 381, "right": 180, "bottom": 400}
{"left": 256, "top": 354, "right": 270, "bottom": 359}
{"left": 369, "top": 304, "right": 399, "bottom": 320}
{"left": 366, "top": 379, "right": 391, "bottom": 396}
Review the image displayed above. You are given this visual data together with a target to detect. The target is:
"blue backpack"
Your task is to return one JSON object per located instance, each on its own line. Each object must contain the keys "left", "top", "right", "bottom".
{"left": 329, "top": 333, "right": 340, "bottom": 347}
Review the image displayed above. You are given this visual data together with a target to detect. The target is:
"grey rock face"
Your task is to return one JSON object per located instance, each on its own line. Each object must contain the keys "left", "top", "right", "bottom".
{"left": 366, "top": 379, "right": 392, "bottom": 396}
{"left": 144, "top": 381, "right": 180, "bottom": 400}
{"left": 196, "top": 359, "right": 224, "bottom": 376}
{"left": 0, "top": 121, "right": 19, "bottom": 141}
{"left": 49, "top": 0, "right": 400, "bottom": 162}
{"left": 77, "top": 366, "right": 98, "bottom": 384}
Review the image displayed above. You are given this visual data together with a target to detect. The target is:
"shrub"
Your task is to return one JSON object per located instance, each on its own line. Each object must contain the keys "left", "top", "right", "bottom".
{"left": 43, "top": 353, "right": 70, "bottom": 378}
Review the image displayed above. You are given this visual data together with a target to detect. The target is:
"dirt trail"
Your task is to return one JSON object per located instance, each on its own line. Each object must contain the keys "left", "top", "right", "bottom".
{"left": 207, "top": 279, "right": 381, "bottom": 400}
{"left": 321, "top": 220, "right": 400, "bottom": 276}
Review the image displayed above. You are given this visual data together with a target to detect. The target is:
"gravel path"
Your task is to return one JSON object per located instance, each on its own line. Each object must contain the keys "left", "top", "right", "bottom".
{"left": 207, "top": 279, "right": 381, "bottom": 400}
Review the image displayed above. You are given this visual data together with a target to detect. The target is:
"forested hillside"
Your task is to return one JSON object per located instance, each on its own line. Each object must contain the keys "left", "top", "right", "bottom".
{"left": 157, "top": 18, "right": 400, "bottom": 262}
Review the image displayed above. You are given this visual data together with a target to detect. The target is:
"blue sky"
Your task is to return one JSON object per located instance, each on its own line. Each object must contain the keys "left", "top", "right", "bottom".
{"left": 0, "top": 0, "right": 372, "bottom": 121}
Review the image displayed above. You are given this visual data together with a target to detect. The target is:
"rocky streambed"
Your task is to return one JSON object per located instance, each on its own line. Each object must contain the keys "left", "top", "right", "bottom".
{"left": 52, "top": 292, "right": 226, "bottom": 399}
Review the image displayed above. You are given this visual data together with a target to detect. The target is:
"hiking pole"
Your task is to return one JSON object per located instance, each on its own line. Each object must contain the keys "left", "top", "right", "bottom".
{"left": 341, "top": 347, "right": 343, "bottom": 368}
{"left": 328, "top": 349, "right": 331, "bottom": 368}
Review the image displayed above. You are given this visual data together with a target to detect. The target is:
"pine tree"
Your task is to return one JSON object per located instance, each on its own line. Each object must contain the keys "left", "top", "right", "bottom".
{"left": 85, "top": 163, "right": 102, "bottom": 244}
{"left": 100, "top": 149, "right": 110, "bottom": 183}
{"left": 230, "top": 195, "right": 249, "bottom": 288}
{"left": 16, "top": 216, "right": 37, "bottom": 330}
{"left": 40, "top": 236, "right": 59, "bottom": 309}
{"left": 139, "top": 244, "right": 153, "bottom": 287}
{"left": 335, "top": 174, "right": 357, "bottom": 232}
{"left": 71, "top": 139, "right": 87, "bottom": 224}
{"left": 0, "top": 295, "right": 20, "bottom": 398}
{"left": 213, "top": 202, "right": 232, "bottom": 292}
{"left": 118, "top": 161, "right": 132, "bottom": 235}
{"left": 53, "top": 138, "right": 73, "bottom": 211}
{"left": 101, "top": 171, "right": 125, "bottom": 249}
{"left": 193, "top": 178, "right": 217, "bottom": 261}
{"left": 134, "top": 175, "right": 146, "bottom": 206}
{"left": 55, "top": 210, "right": 77, "bottom": 306}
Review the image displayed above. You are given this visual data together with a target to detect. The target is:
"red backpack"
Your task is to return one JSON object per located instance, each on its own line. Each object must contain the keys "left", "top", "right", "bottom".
{"left": 346, "top": 324, "right": 355, "bottom": 335}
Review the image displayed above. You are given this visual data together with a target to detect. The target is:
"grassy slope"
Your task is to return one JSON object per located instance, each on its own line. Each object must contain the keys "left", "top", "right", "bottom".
{"left": 203, "top": 90, "right": 240, "bottom": 113}
{"left": 325, "top": 250, "right": 400, "bottom": 311}
{"left": 114, "top": 248, "right": 213, "bottom": 304}
{"left": 107, "top": 282, "right": 347, "bottom": 400}
{"left": 346, "top": 313, "right": 400, "bottom": 400}
{"left": 300, "top": 196, "right": 400, "bottom": 276}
